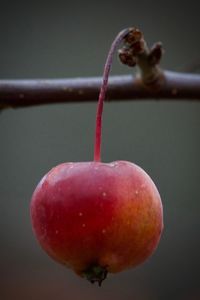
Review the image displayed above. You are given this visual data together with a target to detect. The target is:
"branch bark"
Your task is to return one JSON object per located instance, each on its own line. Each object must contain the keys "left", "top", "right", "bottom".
{"left": 0, "top": 71, "right": 200, "bottom": 109}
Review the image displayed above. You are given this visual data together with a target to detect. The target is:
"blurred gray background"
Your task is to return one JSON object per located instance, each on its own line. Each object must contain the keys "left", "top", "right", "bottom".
{"left": 0, "top": 1, "right": 200, "bottom": 299}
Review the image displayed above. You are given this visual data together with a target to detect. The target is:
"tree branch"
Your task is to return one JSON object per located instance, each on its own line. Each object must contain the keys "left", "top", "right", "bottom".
{"left": 0, "top": 71, "right": 200, "bottom": 109}
{"left": 0, "top": 28, "right": 200, "bottom": 110}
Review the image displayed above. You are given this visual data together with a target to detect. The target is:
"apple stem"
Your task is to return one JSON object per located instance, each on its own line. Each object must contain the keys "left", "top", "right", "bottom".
{"left": 94, "top": 28, "right": 131, "bottom": 162}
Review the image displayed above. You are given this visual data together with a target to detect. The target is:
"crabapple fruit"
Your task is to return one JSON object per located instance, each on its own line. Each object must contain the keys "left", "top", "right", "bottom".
{"left": 30, "top": 28, "right": 163, "bottom": 285}
{"left": 31, "top": 160, "right": 163, "bottom": 285}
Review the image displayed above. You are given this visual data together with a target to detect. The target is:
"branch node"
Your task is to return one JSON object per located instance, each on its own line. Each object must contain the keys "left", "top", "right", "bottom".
{"left": 118, "top": 27, "right": 164, "bottom": 89}
{"left": 148, "top": 42, "right": 163, "bottom": 66}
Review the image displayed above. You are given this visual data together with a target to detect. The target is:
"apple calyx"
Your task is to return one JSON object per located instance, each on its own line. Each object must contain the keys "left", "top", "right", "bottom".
{"left": 83, "top": 265, "right": 108, "bottom": 286}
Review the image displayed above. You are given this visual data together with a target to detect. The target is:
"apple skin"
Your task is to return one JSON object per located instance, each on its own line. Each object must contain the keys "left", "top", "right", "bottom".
{"left": 31, "top": 160, "right": 163, "bottom": 278}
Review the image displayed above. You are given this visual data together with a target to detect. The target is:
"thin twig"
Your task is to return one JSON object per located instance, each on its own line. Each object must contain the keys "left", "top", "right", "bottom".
{"left": 0, "top": 71, "right": 200, "bottom": 110}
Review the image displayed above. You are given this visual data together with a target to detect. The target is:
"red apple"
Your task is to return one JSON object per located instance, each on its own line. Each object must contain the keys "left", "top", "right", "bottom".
{"left": 30, "top": 28, "right": 163, "bottom": 285}
{"left": 31, "top": 161, "right": 163, "bottom": 284}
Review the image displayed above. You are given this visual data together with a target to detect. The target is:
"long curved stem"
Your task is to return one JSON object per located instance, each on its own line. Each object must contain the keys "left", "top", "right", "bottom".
{"left": 93, "top": 28, "right": 130, "bottom": 162}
